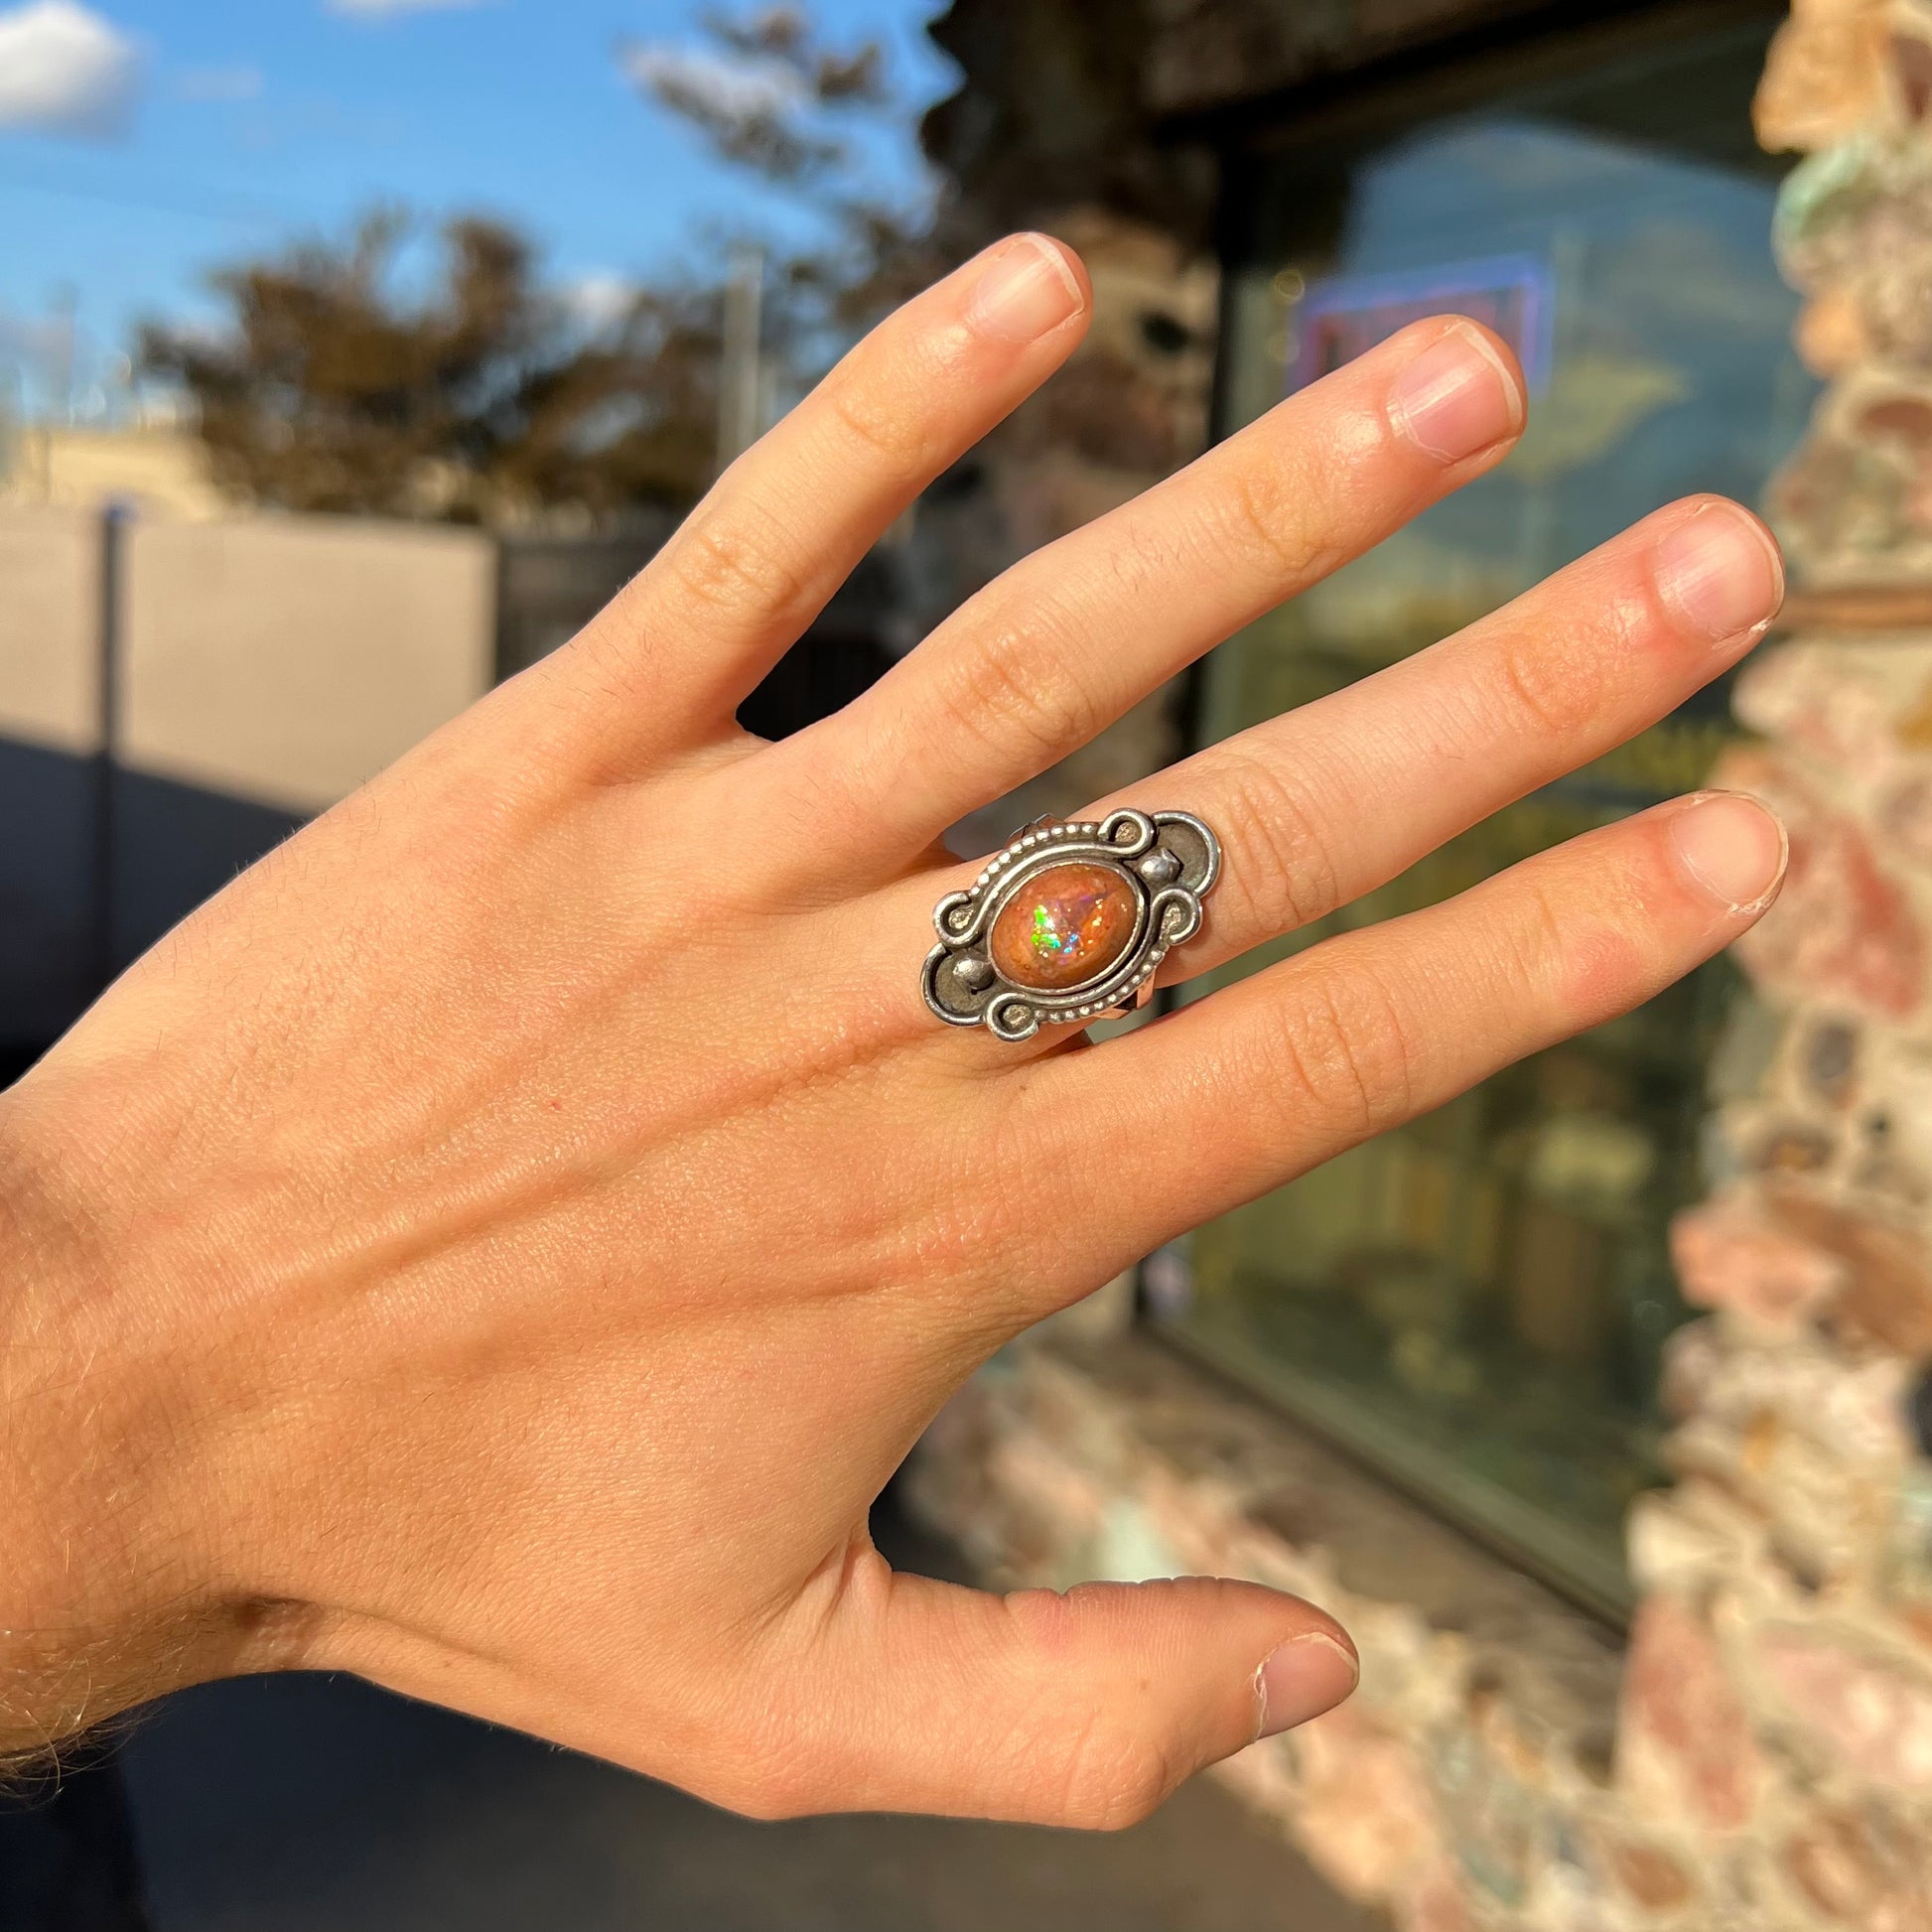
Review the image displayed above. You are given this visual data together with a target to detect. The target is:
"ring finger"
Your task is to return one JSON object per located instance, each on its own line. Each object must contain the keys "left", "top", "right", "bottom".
{"left": 1100, "top": 491, "right": 1783, "bottom": 987}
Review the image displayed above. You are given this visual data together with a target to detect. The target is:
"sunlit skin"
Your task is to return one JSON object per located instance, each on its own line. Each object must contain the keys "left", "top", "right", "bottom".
{"left": 0, "top": 234, "right": 1786, "bottom": 1825}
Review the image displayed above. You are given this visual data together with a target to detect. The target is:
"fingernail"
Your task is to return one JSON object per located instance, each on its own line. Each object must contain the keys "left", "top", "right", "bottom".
{"left": 1669, "top": 791, "right": 1788, "bottom": 914}
{"left": 1387, "top": 322, "right": 1524, "bottom": 463}
{"left": 1654, "top": 503, "right": 1785, "bottom": 644}
{"left": 1254, "top": 1631, "right": 1359, "bottom": 1740}
{"left": 965, "top": 234, "right": 1084, "bottom": 345}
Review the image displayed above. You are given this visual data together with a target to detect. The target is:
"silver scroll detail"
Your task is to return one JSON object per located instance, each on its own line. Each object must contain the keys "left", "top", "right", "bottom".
{"left": 921, "top": 808, "right": 1221, "bottom": 1042}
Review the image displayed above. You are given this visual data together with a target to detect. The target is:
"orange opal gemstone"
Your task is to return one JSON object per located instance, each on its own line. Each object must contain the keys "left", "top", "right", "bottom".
{"left": 989, "top": 863, "right": 1141, "bottom": 992}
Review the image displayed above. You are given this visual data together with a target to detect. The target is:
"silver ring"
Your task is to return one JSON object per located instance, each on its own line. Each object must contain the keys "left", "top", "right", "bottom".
{"left": 922, "top": 808, "right": 1221, "bottom": 1042}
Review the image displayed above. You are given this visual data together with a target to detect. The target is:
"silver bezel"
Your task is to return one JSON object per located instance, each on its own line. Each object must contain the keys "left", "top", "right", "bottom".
{"left": 922, "top": 808, "right": 1221, "bottom": 1041}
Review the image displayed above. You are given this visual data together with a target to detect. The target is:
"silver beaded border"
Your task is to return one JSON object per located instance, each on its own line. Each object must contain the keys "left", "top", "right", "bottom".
{"left": 921, "top": 807, "right": 1221, "bottom": 1042}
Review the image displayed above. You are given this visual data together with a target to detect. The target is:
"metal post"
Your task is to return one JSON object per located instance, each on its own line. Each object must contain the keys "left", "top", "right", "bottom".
{"left": 51, "top": 283, "right": 77, "bottom": 427}
{"left": 91, "top": 503, "right": 126, "bottom": 991}
{"left": 716, "top": 244, "right": 765, "bottom": 473}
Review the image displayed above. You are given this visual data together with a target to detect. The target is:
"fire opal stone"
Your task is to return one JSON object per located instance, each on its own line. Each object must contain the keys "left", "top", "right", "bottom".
{"left": 989, "top": 862, "right": 1140, "bottom": 992}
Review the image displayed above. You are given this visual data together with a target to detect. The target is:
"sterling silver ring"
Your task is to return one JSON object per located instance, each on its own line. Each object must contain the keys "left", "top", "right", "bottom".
{"left": 922, "top": 808, "right": 1221, "bottom": 1042}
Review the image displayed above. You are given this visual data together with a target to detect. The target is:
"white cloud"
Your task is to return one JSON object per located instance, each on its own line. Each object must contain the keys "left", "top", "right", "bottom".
{"left": 560, "top": 271, "right": 637, "bottom": 335}
{"left": 0, "top": 0, "right": 141, "bottom": 138}
{"left": 326, "top": 0, "right": 492, "bottom": 18}
{"left": 172, "top": 63, "right": 262, "bottom": 103}
{"left": 617, "top": 41, "right": 805, "bottom": 129}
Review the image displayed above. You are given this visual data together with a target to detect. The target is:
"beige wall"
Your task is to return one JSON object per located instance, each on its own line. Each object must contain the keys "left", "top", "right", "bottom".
{"left": 120, "top": 515, "right": 494, "bottom": 814}
{"left": 0, "top": 427, "right": 227, "bottom": 522}
{"left": 0, "top": 507, "right": 100, "bottom": 755}
{"left": 0, "top": 507, "right": 494, "bottom": 814}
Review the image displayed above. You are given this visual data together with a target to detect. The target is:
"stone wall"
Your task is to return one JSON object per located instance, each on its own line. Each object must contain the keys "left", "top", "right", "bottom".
{"left": 910, "top": 7, "right": 1932, "bottom": 1926}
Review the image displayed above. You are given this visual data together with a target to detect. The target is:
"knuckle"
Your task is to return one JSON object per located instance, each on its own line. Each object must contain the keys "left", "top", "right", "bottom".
{"left": 1263, "top": 967, "right": 1418, "bottom": 1148}
{"left": 661, "top": 502, "right": 809, "bottom": 629}
{"left": 1485, "top": 622, "right": 1593, "bottom": 743}
{"left": 821, "top": 365, "right": 933, "bottom": 478}
{"left": 1213, "top": 749, "right": 1339, "bottom": 934}
{"left": 712, "top": 1739, "right": 834, "bottom": 1822}
{"left": 718, "top": 1778, "right": 788, "bottom": 1823}
{"left": 934, "top": 610, "right": 1103, "bottom": 770}
{"left": 1213, "top": 461, "right": 1325, "bottom": 586}
{"left": 725, "top": 1773, "right": 818, "bottom": 1823}
{"left": 1002, "top": 1582, "right": 1086, "bottom": 1653}
{"left": 997, "top": 1589, "right": 1179, "bottom": 1829}
{"left": 1502, "top": 877, "right": 1571, "bottom": 996}
{"left": 1099, "top": 522, "right": 1169, "bottom": 602}
{"left": 1051, "top": 1710, "right": 1176, "bottom": 1832}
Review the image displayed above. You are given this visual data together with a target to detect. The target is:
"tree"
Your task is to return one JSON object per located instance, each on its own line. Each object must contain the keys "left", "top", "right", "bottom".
{"left": 142, "top": 211, "right": 723, "bottom": 525}
{"left": 619, "top": 5, "right": 945, "bottom": 400}
{"left": 144, "top": 4, "right": 1212, "bottom": 531}
{"left": 147, "top": 7, "right": 935, "bottom": 527}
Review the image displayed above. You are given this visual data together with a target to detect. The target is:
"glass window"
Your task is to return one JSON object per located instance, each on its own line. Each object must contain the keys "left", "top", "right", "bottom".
{"left": 1153, "top": 13, "right": 1817, "bottom": 1618}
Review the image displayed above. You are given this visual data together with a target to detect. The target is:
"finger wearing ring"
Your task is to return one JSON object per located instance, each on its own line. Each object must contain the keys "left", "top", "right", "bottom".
{"left": 922, "top": 808, "right": 1221, "bottom": 1041}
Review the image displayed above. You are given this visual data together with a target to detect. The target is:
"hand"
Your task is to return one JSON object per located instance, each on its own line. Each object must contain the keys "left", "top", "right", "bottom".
{"left": 0, "top": 233, "right": 1784, "bottom": 1824}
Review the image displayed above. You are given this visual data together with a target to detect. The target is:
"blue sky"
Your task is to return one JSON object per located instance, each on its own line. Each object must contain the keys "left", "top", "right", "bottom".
{"left": 0, "top": 0, "right": 952, "bottom": 415}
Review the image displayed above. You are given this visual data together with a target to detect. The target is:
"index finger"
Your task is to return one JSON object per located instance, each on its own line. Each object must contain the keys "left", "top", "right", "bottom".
{"left": 552, "top": 234, "right": 1093, "bottom": 767}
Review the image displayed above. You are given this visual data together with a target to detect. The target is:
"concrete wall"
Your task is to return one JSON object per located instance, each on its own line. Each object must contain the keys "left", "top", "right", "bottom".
{"left": 0, "top": 506, "right": 99, "bottom": 756}
{"left": 0, "top": 507, "right": 495, "bottom": 804}
{"left": 121, "top": 514, "right": 493, "bottom": 816}
{"left": 0, "top": 507, "right": 495, "bottom": 1053}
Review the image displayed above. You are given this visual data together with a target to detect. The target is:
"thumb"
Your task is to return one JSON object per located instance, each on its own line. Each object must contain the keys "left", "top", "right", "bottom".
{"left": 763, "top": 1568, "right": 1358, "bottom": 1828}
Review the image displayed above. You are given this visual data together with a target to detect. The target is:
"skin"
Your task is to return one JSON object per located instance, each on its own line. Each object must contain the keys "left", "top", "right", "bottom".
{"left": 0, "top": 234, "right": 1787, "bottom": 1825}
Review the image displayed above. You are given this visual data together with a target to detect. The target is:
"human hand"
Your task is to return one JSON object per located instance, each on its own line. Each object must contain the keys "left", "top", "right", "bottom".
{"left": 0, "top": 233, "right": 1784, "bottom": 1824}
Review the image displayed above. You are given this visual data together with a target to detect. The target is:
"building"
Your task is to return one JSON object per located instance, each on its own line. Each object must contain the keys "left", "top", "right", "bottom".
{"left": 0, "top": 424, "right": 227, "bottom": 521}
{"left": 912, "top": 3, "right": 1932, "bottom": 1925}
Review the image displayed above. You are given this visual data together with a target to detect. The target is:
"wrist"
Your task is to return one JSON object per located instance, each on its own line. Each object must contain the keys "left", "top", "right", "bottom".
{"left": 0, "top": 1072, "right": 289, "bottom": 1753}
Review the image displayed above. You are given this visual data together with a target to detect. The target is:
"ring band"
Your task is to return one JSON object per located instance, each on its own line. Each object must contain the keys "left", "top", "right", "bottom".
{"left": 922, "top": 808, "right": 1221, "bottom": 1041}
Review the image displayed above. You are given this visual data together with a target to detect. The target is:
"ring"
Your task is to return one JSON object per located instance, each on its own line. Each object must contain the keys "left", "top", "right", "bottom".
{"left": 922, "top": 808, "right": 1221, "bottom": 1041}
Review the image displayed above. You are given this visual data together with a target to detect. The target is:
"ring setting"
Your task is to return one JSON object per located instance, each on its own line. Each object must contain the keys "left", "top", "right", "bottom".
{"left": 922, "top": 808, "right": 1221, "bottom": 1041}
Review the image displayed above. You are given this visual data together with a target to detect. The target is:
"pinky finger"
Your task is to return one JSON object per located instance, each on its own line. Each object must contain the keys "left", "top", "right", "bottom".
{"left": 1014, "top": 790, "right": 1785, "bottom": 1303}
